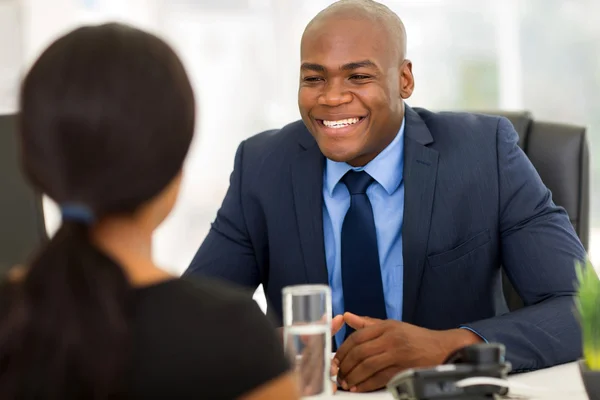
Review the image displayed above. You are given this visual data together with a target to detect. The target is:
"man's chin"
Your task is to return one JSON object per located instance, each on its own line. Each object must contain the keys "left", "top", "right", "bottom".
{"left": 318, "top": 147, "right": 360, "bottom": 164}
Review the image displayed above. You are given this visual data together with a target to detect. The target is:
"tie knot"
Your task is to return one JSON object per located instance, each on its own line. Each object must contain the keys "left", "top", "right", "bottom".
{"left": 342, "top": 170, "right": 374, "bottom": 194}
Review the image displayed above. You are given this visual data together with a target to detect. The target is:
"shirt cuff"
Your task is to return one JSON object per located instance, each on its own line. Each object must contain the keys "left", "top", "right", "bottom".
{"left": 459, "top": 326, "right": 489, "bottom": 343}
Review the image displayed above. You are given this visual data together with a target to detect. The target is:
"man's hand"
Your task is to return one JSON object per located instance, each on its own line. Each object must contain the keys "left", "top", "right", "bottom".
{"left": 334, "top": 312, "right": 482, "bottom": 393}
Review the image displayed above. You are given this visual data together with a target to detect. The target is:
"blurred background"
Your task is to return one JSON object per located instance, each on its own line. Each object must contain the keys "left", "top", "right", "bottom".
{"left": 1, "top": 0, "right": 599, "bottom": 308}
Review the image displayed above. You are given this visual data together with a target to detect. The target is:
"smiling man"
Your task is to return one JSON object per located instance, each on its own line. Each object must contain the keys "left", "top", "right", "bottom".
{"left": 185, "top": 0, "right": 586, "bottom": 393}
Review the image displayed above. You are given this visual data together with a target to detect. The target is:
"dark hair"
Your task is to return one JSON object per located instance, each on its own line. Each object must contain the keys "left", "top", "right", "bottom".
{"left": 0, "top": 23, "right": 195, "bottom": 398}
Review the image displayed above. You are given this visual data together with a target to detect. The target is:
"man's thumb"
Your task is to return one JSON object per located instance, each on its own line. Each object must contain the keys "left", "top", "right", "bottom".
{"left": 344, "top": 312, "right": 379, "bottom": 329}
{"left": 331, "top": 314, "right": 344, "bottom": 336}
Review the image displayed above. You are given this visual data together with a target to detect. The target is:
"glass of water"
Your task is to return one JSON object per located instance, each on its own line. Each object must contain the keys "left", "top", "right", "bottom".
{"left": 283, "top": 284, "right": 332, "bottom": 397}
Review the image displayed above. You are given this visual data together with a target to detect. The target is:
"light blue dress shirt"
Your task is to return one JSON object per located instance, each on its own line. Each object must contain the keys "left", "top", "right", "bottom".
{"left": 323, "top": 118, "right": 405, "bottom": 347}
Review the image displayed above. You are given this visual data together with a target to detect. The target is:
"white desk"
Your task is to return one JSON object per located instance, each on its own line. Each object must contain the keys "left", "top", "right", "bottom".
{"left": 327, "top": 362, "right": 587, "bottom": 399}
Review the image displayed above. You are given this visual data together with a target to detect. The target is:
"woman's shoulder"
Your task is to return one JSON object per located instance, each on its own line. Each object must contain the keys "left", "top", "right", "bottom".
{"left": 130, "top": 277, "right": 289, "bottom": 399}
{"left": 132, "top": 276, "right": 276, "bottom": 344}
{"left": 135, "top": 276, "right": 257, "bottom": 312}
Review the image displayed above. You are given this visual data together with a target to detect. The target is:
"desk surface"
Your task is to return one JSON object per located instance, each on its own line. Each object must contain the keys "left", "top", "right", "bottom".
{"left": 328, "top": 362, "right": 587, "bottom": 399}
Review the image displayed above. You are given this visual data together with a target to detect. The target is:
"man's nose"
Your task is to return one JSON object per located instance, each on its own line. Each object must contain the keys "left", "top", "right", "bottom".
{"left": 317, "top": 81, "right": 352, "bottom": 107}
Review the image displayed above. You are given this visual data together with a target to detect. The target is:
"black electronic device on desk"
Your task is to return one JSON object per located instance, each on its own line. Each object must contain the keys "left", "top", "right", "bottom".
{"left": 386, "top": 343, "right": 511, "bottom": 400}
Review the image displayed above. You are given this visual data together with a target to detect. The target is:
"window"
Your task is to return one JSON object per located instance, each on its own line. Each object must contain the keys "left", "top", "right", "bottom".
{"left": 17, "top": 0, "right": 599, "bottom": 296}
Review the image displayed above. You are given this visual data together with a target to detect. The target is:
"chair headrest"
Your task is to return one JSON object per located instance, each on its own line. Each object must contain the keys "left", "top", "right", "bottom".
{"left": 469, "top": 110, "right": 533, "bottom": 150}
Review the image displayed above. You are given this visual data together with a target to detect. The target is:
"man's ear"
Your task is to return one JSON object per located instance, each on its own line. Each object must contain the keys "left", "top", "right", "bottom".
{"left": 399, "top": 60, "right": 414, "bottom": 99}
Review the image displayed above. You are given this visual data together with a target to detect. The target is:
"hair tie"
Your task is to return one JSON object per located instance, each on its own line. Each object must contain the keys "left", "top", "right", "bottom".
{"left": 60, "top": 203, "right": 96, "bottom": 225}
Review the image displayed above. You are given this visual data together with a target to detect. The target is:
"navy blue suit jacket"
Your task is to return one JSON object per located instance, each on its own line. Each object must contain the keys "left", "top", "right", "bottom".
{"left": 185, "top": 106, "right": 586, "bottom": 372}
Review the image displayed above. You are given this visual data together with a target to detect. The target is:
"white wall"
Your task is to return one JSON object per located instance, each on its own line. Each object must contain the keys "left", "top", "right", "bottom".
{"left": 0, "top": 0, "right": 22, "bottom": 114}
{"left": 10, "top": 0, "right": 600, "bottom": 288}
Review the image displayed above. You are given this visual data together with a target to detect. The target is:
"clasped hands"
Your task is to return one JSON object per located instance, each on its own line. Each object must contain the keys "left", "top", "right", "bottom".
{"left": 330, "top": 312, "right": 483, "bottom": 393}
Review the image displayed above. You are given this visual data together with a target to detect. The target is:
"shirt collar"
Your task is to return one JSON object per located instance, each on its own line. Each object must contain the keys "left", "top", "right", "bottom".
{"left": 324, "top": 116, "right": 405, "bottom": 196}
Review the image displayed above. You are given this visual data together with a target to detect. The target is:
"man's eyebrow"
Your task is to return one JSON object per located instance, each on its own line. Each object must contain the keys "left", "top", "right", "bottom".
{"left": 340, "top": 60, "right": 380, "bottom": 72}
{"left": 300, "top": 63, "right": 326, "bottom": 73}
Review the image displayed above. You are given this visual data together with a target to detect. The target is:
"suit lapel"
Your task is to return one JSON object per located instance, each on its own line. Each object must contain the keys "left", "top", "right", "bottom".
{"left": 291, "top": 129, "right": 328, "bottom": 285}
{"left": 289, "top": 111, "right": 439, "bottom": 316}
{"left": 402, "top": 106, "right": 439, "bottom": 324}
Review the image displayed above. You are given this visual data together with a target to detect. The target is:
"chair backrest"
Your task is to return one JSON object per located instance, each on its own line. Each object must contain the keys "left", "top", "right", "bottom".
{"left": 474, "top": 110, "right": 590, "bottom": 310}
{"left": 0, "top": 114, "right": 47, "bottom": 273}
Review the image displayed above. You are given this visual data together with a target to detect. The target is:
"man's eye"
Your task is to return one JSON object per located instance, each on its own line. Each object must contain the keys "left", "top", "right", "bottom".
{"left": 303, "top": 76, "right": 324, "bottom": 82}
{"left": 350, "top": 74, "right": 370, "bottom": 80}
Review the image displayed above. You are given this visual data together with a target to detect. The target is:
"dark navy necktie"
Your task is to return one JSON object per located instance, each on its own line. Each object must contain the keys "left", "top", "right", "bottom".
{"left": 341, "top": 170, "right": 387, "bottom": 339}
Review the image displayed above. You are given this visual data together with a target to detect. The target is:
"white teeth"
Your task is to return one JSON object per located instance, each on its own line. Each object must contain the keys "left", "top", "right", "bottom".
{"left": 323, "top": 117, "right": 360, "bottom": 128}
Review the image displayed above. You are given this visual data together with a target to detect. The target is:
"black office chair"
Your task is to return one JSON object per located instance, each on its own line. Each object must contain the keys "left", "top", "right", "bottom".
{"left": 0, "top": 114, "right": 47, "bottom": 274}
{"left": 475, "top": 110, "right": 590, "bottom": 311}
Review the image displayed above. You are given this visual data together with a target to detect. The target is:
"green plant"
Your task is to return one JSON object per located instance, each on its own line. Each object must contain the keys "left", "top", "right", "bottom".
{"left": 576, "top": 258, "right": 600, "bottom": 370}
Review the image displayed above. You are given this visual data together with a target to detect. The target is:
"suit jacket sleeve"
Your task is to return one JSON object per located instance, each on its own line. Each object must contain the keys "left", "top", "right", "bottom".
{"left": 183, "top": 140, "right": 260, "bottom": 290}
{"left": 464, "top": 117, "right": 586, "bottom": 372}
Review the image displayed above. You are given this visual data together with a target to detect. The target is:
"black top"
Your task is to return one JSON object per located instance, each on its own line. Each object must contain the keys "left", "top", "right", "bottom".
{"left": 128, "top": 277, "right": 289, "bottom": 399}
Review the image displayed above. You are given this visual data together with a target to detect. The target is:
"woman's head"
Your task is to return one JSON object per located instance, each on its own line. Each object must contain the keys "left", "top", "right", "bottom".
{"left": 0, "top": 23, "right": 195, "bottom": 399}
{"left": 19, "top": 22, "right": 195, "bottom": 227}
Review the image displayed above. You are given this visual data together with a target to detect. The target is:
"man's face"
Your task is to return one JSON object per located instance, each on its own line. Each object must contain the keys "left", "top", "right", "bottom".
{"left": 298, "top": 16, "right": 414, "bottom": 166}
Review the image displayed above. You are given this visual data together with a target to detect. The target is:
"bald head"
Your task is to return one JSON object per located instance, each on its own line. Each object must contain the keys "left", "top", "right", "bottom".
{"left": 297, "top": 0, "right": 415, "bottom": 166}
{"left": 303, "top": 0, "right": 407, "bottom": 61}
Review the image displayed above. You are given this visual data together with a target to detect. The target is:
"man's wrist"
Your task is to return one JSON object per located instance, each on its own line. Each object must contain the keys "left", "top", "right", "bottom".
{"left": 459, "top": 326, "right": 488, "bottom": 343}
{"left": 434, "top": 328, "right": 484, "bottom": 363}
{"left": 447, "top": 327, "right": 484, "bottom": 349}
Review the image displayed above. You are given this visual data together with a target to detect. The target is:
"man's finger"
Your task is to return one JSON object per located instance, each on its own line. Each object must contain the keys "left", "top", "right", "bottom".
{"left": 334, "top": 323, "right": 386, "bottom": 366}
{"left": 343, "top": 352, "right": 393, "bottom": 388}
{"left": 338, "top": 338, "right": 387, "bottom": 382}
{"left": 331, "top": 357, "right": 340, "bottom": 394}
{"left": 344, "top": 312, "right": 381, "bottom": 329}
{"left": 331, "top": 356, "right": 339, "bottom": 377}
{"left": 350, "top": 366, "right": 398, "bottom": 393}
{"left": 332, "top": 314, "right": 344, "bottom": 336}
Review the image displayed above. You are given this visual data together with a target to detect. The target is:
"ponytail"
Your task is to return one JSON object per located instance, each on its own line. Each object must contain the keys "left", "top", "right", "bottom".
{"left": 0, "top": 222, "right": 132, "bottom": 399}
